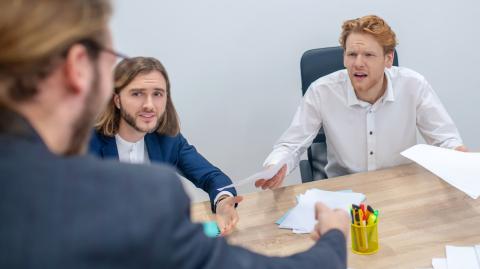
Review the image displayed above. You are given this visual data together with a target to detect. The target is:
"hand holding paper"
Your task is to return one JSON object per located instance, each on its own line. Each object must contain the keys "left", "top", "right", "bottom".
{"left": 254, "top": 164, "right": 287, "bottom": 190}
{"left": 401, "top": 144, "right": 480, "bottom": 199}
{"left": 310, "top": 202, "right": 350, "bottom": 241}
{"left": 217, "top": 133, "right": 316, "bottom": 191}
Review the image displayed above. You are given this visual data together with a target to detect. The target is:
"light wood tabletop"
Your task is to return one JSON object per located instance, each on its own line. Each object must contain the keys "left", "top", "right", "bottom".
{"left": 191, "top": 163, "right": 480, "bottom": 269}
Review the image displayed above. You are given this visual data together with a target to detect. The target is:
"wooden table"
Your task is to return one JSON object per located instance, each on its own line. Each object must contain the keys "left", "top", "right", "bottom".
{"left": 191, "top": 164, "right": 480, "bottom": 269}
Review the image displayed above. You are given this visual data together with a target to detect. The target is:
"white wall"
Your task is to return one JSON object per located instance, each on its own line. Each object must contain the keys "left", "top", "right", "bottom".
{"left": 111, "top": 0, "right": 480, "bottom": 201}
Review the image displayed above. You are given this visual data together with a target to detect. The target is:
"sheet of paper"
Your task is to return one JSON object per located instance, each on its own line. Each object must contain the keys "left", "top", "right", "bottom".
{"left": 401, "top": 144, "right": 480, "bottom": 199}
{"left": 432, "top": 258, "right": 447, "bottom": 269}
{"left": 278, "top": 189, "right": 365, "bottom": 232}
{"left": 276, "top": 190, "right": 353, "bottom": 225}
{"left": 217, "top": 133, "right": 316, "bottom": 191}
{"left": 446, "top": 245, "right": 480, "bottom": 269}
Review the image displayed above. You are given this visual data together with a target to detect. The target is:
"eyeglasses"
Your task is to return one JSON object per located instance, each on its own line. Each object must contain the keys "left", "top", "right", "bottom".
{"left": 78, "top": 39, "right": 129, "bottom": 62}
{"left": 101, "top": 46, "right": 130, "bottom": 62}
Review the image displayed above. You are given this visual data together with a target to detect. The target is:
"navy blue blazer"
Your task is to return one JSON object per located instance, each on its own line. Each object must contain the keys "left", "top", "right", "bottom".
{"left": 89, "top": 131, "right": 237, "bottom": 212}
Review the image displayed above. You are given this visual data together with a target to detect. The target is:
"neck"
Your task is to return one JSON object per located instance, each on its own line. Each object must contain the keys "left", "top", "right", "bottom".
{"left": 14, "top": 102, "right": 74, "bottom": 155}
{"left": 117, "top": 120, "right": 146, "bottom": 143}
{"left": 355, "top": 74, "right": 387, "bottom": 104}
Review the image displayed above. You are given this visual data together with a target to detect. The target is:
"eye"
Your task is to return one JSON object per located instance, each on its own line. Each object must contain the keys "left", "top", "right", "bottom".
{"left": 131, "top": 92, "right": 142, "bottom": 97}
{"left": 347, "top": 52, "right": 357, "bottom": 57}
{"left": 154, "top": 91, "right": 164, "bottom": 97}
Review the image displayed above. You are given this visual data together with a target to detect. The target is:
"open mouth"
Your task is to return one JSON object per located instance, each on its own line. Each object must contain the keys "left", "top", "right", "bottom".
{"left": 354, "top": 72, "right": 368, "bottom": 79}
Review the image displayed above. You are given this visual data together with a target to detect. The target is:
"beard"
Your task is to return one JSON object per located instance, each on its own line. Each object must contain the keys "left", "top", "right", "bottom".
{"left": 64, "top": 64, "right": 103, "bottom": 156}
{"left": 119, "top": 101, "right": 161, "bottom": 134}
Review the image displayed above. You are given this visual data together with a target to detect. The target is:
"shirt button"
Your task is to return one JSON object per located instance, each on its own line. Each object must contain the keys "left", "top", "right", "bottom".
{"left": 370, "top": 151, "right": 374, "bottom": 155}
{"left": 369, "top": 131, "right": 373, "bottom": 135}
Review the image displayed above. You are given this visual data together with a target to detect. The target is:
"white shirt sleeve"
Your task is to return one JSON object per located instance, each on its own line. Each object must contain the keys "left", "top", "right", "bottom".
{"left": 263, "top": 86, "right": 323, "bottom": 174}
{"left": 416, "top": 79, "right": 463, "bottom": 149}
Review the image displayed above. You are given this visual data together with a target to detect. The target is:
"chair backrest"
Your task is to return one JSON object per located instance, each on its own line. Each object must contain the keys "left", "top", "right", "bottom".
{"left": 301, "top": 46, "right": 399, "bottom": 95}
{"left": 299, "top": 46, "right": 399, "bottom": 180}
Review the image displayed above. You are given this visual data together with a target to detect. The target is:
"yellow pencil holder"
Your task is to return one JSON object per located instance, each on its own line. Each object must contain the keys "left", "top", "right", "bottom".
{"left": 350, "top": 220, "right": 379, "bottom": 255}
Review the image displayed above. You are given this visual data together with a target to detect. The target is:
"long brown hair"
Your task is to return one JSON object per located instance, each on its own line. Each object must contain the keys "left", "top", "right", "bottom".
{"left": 95, "top": 56, "right": 180, "bottom": 137}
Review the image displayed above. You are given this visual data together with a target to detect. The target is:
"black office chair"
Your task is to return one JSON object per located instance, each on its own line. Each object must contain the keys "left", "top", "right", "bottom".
{"left": 298, "top": 46, "right": 399, "bottom": 183}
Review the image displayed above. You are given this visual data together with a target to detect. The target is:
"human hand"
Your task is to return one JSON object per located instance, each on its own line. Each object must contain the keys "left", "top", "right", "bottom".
{"left": 215, "top": 196, "right": 244, "bottom": 236}
{"left": 254, "top": 164, "right": 287, "bottom": 190}
{"left": 454, "top": 145, "right": 468, "bottom": 152}
{"left": 310, "top": 202, "right": 350, "bottom": 241}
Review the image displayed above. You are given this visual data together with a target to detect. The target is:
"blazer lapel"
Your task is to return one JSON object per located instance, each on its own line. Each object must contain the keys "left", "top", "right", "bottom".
{"left": 100, "top": 136, "right": 119, "bottom": 160}
{"left": 145, "top": 133, "right": 164, "bottom": 162}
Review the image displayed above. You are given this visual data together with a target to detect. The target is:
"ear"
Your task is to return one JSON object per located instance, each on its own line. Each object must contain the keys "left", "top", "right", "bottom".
{"left": 113, "top": 93, "right": 121, "bottom": 109}
{"left": 343, "top": 50, "right": 347, "bottom": 68}
{"left": 63, "top": 44, "right": 94, "bottom": 96}
{"left": 385, "top": 51, "right": 394, "bottom": 68}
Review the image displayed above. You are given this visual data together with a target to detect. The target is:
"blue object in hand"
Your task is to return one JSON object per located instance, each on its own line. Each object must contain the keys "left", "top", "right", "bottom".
{"left": 202, "top": 221, "right": 220, "bottom": 237}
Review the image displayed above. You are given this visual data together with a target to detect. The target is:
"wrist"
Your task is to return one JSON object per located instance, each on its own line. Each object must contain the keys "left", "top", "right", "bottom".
{"left": 215, "top": 195, "right": 230, "bottom": 210}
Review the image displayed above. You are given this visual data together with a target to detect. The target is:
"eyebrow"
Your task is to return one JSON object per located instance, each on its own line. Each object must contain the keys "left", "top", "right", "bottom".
{"left": 129, "top": 88, "right": 166, "bottom": 92}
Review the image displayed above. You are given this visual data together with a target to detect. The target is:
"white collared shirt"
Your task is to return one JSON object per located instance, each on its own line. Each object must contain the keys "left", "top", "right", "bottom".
{"left": 115, "top": 134, "right": 150, "bottom": 164}
{"left": 264, "top": 67, "right": 463, "bottom": 178}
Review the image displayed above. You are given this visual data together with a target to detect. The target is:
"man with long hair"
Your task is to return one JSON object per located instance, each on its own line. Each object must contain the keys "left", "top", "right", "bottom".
{"left": 90, "top": 57, "right": 242, "bottom": 235}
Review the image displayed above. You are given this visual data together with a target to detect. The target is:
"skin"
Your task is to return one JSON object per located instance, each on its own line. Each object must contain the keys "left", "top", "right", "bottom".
{"left": 114, "top": 71, "right": 168, "bottom": 143}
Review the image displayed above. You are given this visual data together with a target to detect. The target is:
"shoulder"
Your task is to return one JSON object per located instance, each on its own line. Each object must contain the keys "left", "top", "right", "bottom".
{"left": 387, "top": 66, "right": 428, "bottom": 84}
{"left": 147, "top": 132, "right": 186, "bottom": 146}
{"left": 309, "top": 69, "right": 349, "bottom": 91}
{"left": 304, "top": 69, "right": 349, "bottom": 103}
{"left": 89, "top": 130, "right": 113, "bottom": 149}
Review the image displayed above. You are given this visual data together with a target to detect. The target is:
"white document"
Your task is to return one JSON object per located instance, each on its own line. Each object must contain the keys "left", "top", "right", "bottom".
{"left": 278, "top": 189, "right": 365, "bottom": 233}
{"left": 217, "top": 133, "right": 316, "bottom": 191}
{"left": 401, "top": 144, "right": 480, "bottom": 199}
{"left": 446, "top": 245, "right": 480, "bottom": 269}
{"left": 432, "top": 258, "right": 447, "bottom": 269}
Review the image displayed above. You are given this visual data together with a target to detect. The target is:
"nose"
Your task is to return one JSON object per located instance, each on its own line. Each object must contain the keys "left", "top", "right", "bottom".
{"left": 353, "top": 55, "right": 365, "bottom": 68}
{"left": 143, "top": 95, "right": 154, "bottom": 110}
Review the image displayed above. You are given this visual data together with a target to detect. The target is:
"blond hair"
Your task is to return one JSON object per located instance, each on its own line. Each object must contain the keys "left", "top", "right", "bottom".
{"left": 0, "top": 0, "right": 111, "bottom": 105}
{"left": 339, "top": 15, "right": 397, "bottom": 54}
{"left": 95, "top": 57, "right": 180, "bottom": 137}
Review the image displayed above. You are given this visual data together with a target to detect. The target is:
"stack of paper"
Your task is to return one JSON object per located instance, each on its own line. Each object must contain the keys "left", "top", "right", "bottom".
{"left": 276, "top": 189, "right": 365, "bottom": 233}
{"left": 401, "top": 144, "right": 480, "bottom": 199}
{"left": 428, "top": 244, "right": 480, "bottom": 269}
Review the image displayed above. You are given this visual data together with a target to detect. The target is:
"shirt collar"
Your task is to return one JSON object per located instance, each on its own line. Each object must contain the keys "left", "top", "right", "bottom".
{"left": 115, "top": 134, "right": 144, "bottom": 150}
{"left": 346, "top": 68, "right": 395, "bottom": 107}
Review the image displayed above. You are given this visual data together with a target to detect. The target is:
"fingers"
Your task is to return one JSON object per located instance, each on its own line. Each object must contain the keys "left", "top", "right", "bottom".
{"left": 455, "top": 145, "right": 468, "bottom": 152}
{"left": 315, "top": 202, "right": 330, "bottom": 220}
{"left": 216, "top": 202, "right": 241, "bottom": 236}
{"left": 270, "top": 165, "right": 287, "bottom": 189}
{"left": 232, "top": 196, "right": 244, "bottom": 204}
{"left": 219, "top": 212, "right": 239, "bottom": 236}
{"left": 255, "top": 165, "right": 287, "bottom": 190}
{"left": 255, "top": 179, "right": 266, "bottom": 187}
{"left": 215, "top": 215, "right": 227, "bottom": 235}
{"left": 262, "top": 178, "right": 277, "bottom": 189}
{"left": 310, "top": 224, "right": 321, "bottom": 241}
